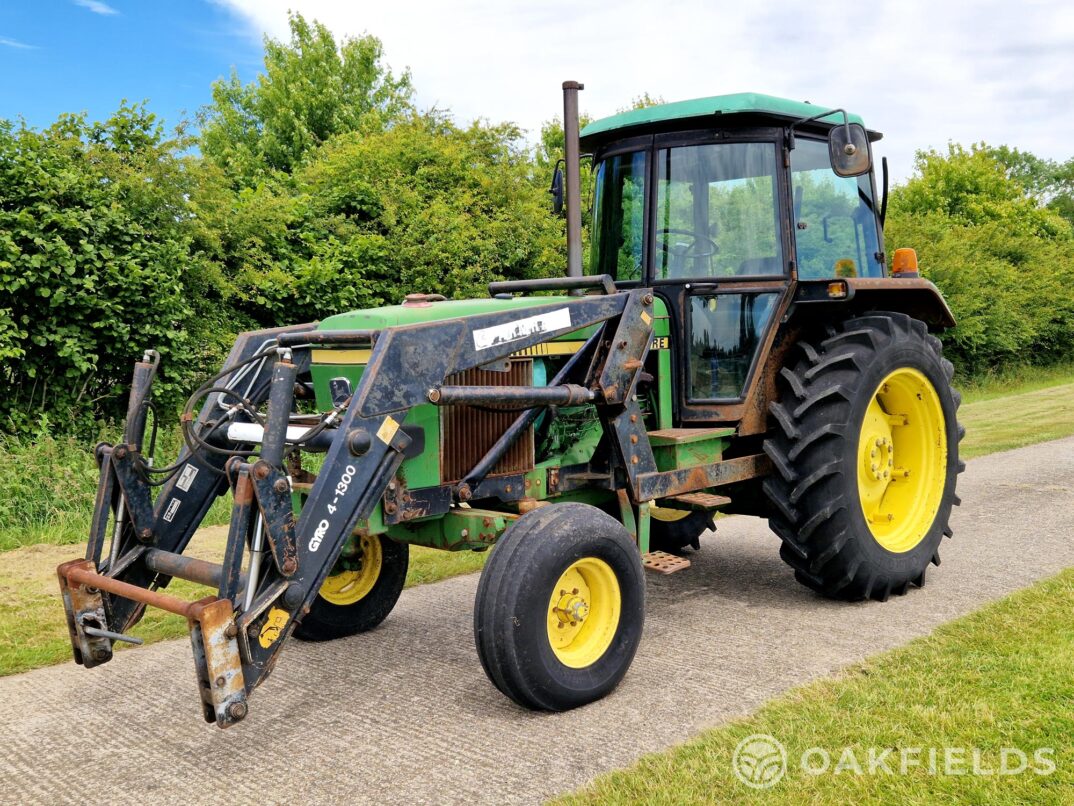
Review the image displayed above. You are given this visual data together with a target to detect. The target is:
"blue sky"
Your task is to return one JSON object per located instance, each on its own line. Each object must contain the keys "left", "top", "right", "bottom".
{"left": 2, "top": 0, "right": 1073, "bottom": 181}
{"left": 0, "top": 0, "right": 261, "bottom": 132}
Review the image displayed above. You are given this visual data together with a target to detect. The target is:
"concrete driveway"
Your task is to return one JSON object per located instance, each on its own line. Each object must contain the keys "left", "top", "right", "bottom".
{"left": 2, "top": 437, "right": 1072, "bottom": 805}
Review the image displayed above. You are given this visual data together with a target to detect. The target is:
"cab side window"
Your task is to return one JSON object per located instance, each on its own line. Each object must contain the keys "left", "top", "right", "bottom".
{"left": 589, "top": 151, "right": 647, "bottom": 281}
{"left": 790, "top": 138, "right": 882, "bottom": 279}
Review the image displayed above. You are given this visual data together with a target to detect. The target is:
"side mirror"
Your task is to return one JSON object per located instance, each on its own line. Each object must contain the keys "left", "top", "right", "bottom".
{"left": 829, "top": 122, "right": 872, "bottom": 177}
{"left": 549, "top": 162, "right": 565, "bottom": 216}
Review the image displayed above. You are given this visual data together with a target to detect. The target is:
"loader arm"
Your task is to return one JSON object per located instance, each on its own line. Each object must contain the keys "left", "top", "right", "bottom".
{"left": 57, "top": 286, "right": 666, "bottom": 728}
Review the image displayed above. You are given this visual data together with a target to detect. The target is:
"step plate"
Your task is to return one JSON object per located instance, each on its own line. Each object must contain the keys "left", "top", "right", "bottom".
{"left": 663, "top": 492, "right": 731, "bottom": 511}
{"left": 642, "top": 551, "right": 692, "bottom": 575}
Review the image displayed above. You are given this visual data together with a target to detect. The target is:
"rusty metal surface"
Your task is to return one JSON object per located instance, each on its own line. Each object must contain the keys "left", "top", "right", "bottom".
{"left": 56, "top": 560, "right": 113, "bottom": 668}
{"left": 382, "top": 478, "right": 452, "bottom": 525}
{"left": 352, "top": 294, "right": 629, "bottom": 417}
{"left": 144, "top": 549, "right": 247, "bottom": 592}
{"left": 188, "top": 597, "right": 247, "bottom": 728}
{"left": 843, "top": 276, "right": 957, "bottom": 328}
{"left": 247, "top": 463, "right": 298, "bottom": 579}
{"left": 60, "top": 561, "right": 201, "bottom": 618}
{"left": 597, "top": 291, "right": 654, "bottom": 403}
{"left": 441, "top": 360, "right": 535, "bottom": 484}
{"left": 636, "top": 453, "right": 771, "bottom": 500}
{"left": 660, "top": 492, "right": 732, "bottom": 510}
{"left": 642, "top": 551, "right": 692, "bottom": 575}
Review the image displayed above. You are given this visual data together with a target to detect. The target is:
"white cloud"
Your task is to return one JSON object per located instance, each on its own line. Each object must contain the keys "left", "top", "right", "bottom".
{"left": 215, "top": 0, "right": 1074, "bottom": 179}
{"left": 74, "top": 0, "right": 119, "bottom": 16}
{"left": 0, "top": 36, "right": 36, "bottom": 50}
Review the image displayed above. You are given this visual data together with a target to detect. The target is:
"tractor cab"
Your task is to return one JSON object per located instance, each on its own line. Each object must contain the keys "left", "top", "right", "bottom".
{"left": 580, "top": 94, "right": 887, "bottom": 428}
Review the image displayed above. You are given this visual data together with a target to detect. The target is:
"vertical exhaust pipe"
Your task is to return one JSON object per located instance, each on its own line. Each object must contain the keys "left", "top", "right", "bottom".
{"left": 562, "top": 80, "right": 584, "bottom": 279}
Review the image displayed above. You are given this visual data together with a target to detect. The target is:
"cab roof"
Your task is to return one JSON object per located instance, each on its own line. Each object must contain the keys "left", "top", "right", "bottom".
{"left": 579, "top": 92, "right": 873, "bottom": 148}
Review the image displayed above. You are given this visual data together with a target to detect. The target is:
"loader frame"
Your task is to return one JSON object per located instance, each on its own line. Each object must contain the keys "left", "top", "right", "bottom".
{"left": 56, "top": 278, "right": 769, "bottom": 727}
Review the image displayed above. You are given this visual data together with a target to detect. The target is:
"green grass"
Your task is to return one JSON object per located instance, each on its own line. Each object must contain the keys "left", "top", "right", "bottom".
{"left": 0, "top": 528, "right": 486, "bottom": 676}
{"left": 558, "top": 569, "right": 1074, "bottom": 805}
{"left": 0, "top": 425, "right": 231, "bottom": 552}
{"left": 959, "top": 380, "right": 1074, "bottom": 458}
{"left": 959, "top": 360, "right": 1074, "bottom": 404}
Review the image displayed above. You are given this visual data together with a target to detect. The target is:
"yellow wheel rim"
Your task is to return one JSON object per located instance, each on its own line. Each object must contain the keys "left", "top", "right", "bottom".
{"left": 546, "top": 557, "right": 621, "bottom": 668}
{"left": 857, "top": 368, "right": 947, "bottom": 553}
{"left": 651, "top": 506, "right": 689, "bottom": 523}
{"left": 318, "top": 534, "right": 382, "bottom": 606}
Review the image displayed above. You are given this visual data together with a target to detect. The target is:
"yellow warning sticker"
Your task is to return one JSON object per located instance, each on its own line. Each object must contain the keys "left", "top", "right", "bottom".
{"left": 258, "top": 607, "right": 290, "bottom": 649}
{"left": 376, "top": 415, "right": 400, "bottom": 445}
{"left": 640, "top": 310, "right": 652, "bottom": 326}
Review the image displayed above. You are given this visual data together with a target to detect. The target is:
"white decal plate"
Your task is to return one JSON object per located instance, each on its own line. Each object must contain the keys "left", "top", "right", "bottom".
{"left": 473, "top": 308, "right": 572, "bottom": 351}
{"left": 176, "top": 464, "right": 199, "bottom": 492}
{"left": 162, "top": 497, "right": 181, "bottom": 523}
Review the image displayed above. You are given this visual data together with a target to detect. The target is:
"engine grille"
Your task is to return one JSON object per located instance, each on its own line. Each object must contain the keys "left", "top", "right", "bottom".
{"left": 440, "top": 359, "right": 535, "bottom": 484}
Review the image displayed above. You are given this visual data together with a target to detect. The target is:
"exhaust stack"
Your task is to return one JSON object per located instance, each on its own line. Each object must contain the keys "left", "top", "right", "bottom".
{"left": 562, "top": 80, "right": 584, "bottom": 278}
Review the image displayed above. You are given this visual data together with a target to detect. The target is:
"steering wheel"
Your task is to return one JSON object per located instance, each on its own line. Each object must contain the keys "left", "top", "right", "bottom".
{"left": 655, "top": 227, "right": 718, "bottom": 257}
{"left": 655, "top": 227, "right": 719, "bottom": 276}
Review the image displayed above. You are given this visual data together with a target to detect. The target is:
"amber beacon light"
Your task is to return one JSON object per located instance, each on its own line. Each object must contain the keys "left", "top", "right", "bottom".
{"left": 891, "top": 247, "right": 920, "bottom": 277}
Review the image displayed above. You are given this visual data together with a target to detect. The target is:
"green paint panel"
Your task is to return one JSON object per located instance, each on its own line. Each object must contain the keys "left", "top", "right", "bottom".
{"left": 386, "top": 508, "right": 512, "bottom": 551}
{"left": 581, "top": 92, "right": 867, "bottom": 145}
{"left": 648, "top": 428, "right": 734, "bottom": 473}
{"left": 319, "top": 295, "right": 589, "bottom": 331}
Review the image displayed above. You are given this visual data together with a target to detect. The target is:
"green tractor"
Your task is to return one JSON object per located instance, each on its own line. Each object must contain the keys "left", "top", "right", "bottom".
{"left": 57, "top": 83, "right": 962, "bottom": 727}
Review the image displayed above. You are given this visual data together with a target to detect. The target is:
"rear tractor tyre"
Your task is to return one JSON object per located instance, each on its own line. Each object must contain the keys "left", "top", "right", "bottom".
{"left": 474, "top": 503, "right": 645, "bottom": 711}
{"left": 763, "top": 312, "right": 964, "bottom": 602}
{"left": 648, "top": 508, "right": 714, "bottom": 554}
{"left": 294, "top": 533, "right": 408, "bottom": 641}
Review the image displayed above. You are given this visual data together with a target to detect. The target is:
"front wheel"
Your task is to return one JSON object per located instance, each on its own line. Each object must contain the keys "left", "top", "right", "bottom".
{"left": 763, "top": 312, "right": 964, "bottom": 601}
{"left": 294, "top": 533, "right": 408, "bottom": 641}
{"left": 473, "top": 503, "right": 645, "bottom": 711}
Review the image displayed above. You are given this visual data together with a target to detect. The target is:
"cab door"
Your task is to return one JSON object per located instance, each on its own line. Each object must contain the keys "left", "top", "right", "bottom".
{"left": 646, "top": 130, "right": 795, "bottom": 430}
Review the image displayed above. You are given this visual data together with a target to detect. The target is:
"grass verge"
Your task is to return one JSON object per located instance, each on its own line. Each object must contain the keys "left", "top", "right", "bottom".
{"left": 557, "top": 568, "right": 1074, "bottom": 805}
{"left": 959, "top": 380, "right": 1074, "bottom": 458}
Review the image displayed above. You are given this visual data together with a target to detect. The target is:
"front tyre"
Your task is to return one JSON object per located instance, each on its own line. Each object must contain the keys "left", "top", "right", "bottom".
{"left": 294, "top": 533, "right": 408, "bottom": 641}
{"left": 474, "top": 503, "right": 645, "bottom": 711}
{"left": 763, "top": 312, "right": 964, "bottom": 601}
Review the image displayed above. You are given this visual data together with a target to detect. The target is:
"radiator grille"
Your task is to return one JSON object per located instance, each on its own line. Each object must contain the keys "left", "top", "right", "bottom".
{"left": 440, "top": 359, "right": 535, "bottom": 483}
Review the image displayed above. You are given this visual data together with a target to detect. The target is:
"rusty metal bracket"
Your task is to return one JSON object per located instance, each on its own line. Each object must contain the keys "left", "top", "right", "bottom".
{"left": 635, "top": 453, "right": 772, "bottom": 500}
{"left": 188, "top": 597, "right": 248, "bottom": 728}
{"left": 57, "top": 559, "right": 114, "bottom": 668}
{"left": 248, "top": 461, "right": 298, "bottom": 577}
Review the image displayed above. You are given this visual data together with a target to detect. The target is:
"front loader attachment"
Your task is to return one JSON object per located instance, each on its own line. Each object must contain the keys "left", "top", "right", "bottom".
{"left": 58, "top": 280, "right": 721, "bottom": 727}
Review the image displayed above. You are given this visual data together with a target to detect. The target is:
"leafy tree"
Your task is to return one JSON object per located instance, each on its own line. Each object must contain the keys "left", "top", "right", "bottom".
{"left": 987, "top": 144, "right": 1074, "bottom": 227}
{"left": 200, "top": 13, "right": 413, "bottom": 185}
{"left": 0, "top": 105, "right": 224, "bottom": 431}
{"left": 192, "top": 114, "right": 564, "bottom": 324}
{"left": 886, "top": 144, "right": 1074, "bottom": 372}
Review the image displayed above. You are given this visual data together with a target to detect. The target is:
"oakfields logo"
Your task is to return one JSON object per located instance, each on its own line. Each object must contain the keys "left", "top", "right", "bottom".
{"left": 732, "top": 735, "right": 1056, "bottom": 790}
{"left": 732, "top": 735, "right": 787, "bottom": 789}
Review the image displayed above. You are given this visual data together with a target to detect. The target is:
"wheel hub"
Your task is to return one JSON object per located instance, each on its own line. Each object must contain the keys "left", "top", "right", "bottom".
{"left": 856, "top": 369, "right": 947, "bottom": 553}
{"left": 318, "top": 534, "right": 382, "bottom": 606}
{"left": 546, "top": 557, "right": 622, "bottom": 668}
{"left": 553, "top": 589, "right": 590, "bottom": 626}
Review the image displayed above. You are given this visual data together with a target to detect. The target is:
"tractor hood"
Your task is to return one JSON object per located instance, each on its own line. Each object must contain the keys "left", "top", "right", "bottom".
{"left": 316, "top": 295, "right": 577, "bottom": 332}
